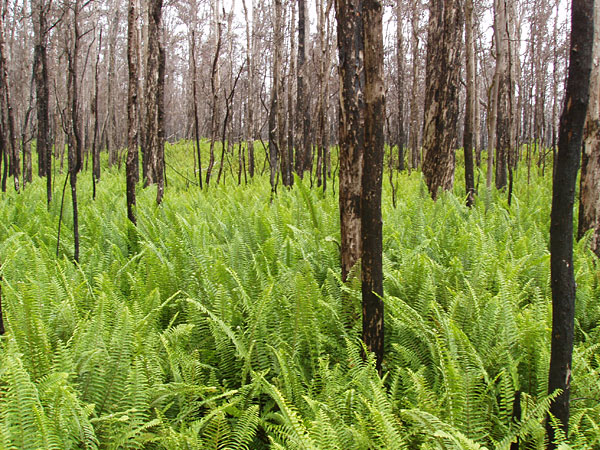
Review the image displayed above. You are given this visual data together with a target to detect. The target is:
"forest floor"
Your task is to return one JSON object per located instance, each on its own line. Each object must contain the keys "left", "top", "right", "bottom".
{"left": 0, "top": 143, "right": 598, "bottom": 449}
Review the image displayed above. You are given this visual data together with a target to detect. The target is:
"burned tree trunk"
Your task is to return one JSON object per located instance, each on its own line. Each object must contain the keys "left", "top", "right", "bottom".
{"left": 547, "top": 0, "right": 593, "bottom": 446}
{"left": 494, "top": 0, "right": 511, "bottom": 190}
{"left": 361, "top": 0, "right": 385, "bottom": 374}
{"left": 143, "top": 0, "right": 165, "bottom": 204}
{"left": 396, "top": 0, "right": 405, "bottom": 171}
{"left": 578, "top": 2, "right": 600, "bottom": 257}
{"left": 335, "top": 0, "right": 364, "bottom": 282}
{"left": 421, "top": 0, "right": 463, "bottom": 199}
{"left": 127, "top": 0, "right": 139, "bottom": 225}
{"left": 0, "top": 14, "right": 19, "bottom": 193}
{"left": 296, "top": 0, "right": 311, "bottom": 176}
{"left": 463, "top": 0, "right": 476, "bottom": 205}
{"left": 269, "top": 0, "right": 283, "bottom": 193}
{"left": 66, "top": 0, "right": 84, "bottom": 263}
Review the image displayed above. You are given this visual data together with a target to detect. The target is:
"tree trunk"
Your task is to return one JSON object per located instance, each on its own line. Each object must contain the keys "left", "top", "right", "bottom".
{"left": 463, "top": 0, "right": 476, "bottom": 206}
{"left": 205, "top": 1, "right": 221, "bottom": 188}
{"left": 67, "top": 0, "right": 84, "bottom": 263}
{"left": 106, "top": 1, "right": 120, "bottom": 167}
{"left": 547, "top": 0, "right": 593, "bottom": 446}
{"left": 409, "top": 0, "right": 421, "bottom": 170}
{"left": 92, "top": 29, "right": 102, "bottom": 199}
{"left": 242, "top": 0, "right": 255, "bottom": 179}
{"left": 494, "top": 0, "right": 511, "bottom": 190}
{"left": 143, "top": 0, "right": 165, "bottom": 204}
{"left": 361, "top": 0, "right": 385, "bottom": 374}
{"left": 421, "top": 0, "right": 463, "bottom": 199}
{"left": 127, "top": 0, "right": 139, "bottom": 225}
{"left": 0, "top": 14, "right": 19, "bottom": 192}
{"left": 396, "top": 0, "right": 405, "bottom": 171}
{"left": 335, "top": 0, "right": 364, "bottom": 282}
{"left": 296, "top": 0, "right": 310, "bottom": 176}
{"left": 269, "top": 0, "right": 283, "bottom": 192}
{"left": 578, "top": 1, "right": 600, "bottom": 257}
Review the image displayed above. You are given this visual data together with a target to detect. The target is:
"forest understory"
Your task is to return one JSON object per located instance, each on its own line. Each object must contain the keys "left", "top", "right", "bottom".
{"left": 0, "top": 143, "right": 598, "bottom": 449}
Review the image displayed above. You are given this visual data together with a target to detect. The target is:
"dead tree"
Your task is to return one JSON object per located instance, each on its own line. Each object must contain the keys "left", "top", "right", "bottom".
{"left": 335, "top": 0, "right": 364, "bottom": 282}
{"left": 578, "top": 1, "right": 600, "bottom": 256}
{"left": 421, "top": 0, "right": 463, "bottom": 199}
{"left": 547, "top": 0, "right": 593, "bottom": 446}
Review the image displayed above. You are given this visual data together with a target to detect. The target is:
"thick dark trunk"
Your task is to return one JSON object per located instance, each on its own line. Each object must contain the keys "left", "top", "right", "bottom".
{"left": 578, "top": 3, "right": 600, "bottom": 257}
{"left": 361, "top": 0, "right": 385, "bottom": 375}
{"left": 421, "top": 0, "right": 463, "bottom": 199}
{"left": 335, "top": 0, "right": 364, "bottom": 282}
{"left": 396, "top": 0, "right": 405, "bottom": 171}
{"left": 547, "top": 0, "right": 593, "bottom": 446}
{"left": 191, "top": 30, "right": 203, "bottom": 189}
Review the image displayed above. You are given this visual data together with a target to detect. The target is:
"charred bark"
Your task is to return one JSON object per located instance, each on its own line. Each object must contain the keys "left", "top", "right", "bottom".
{"left": 421, "top": 0, "right": 463, "bottom": 199}
{"left": 547, "top": 0, "right": 593, "bottom": 445}
{"left": 361, "top": 0, "right": 385, "bottom": 374}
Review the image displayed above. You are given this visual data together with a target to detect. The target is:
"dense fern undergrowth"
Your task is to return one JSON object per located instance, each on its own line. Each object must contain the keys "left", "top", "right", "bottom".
{"left": 0, "top": 143, "right": 599, "bottom": 449}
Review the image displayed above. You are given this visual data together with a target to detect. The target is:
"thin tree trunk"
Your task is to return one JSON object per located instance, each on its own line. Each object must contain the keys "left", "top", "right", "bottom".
{"left": 396, "top": 0, "right": 405, "bottom": 171}
{"left": 464, "top": 0, "right": 476, "bottom": 205}
{"left": 205, "top": 2, "right": 221, "bottom": 188}
{"left": 191, "top": 29, "right": 202, "bottom": 189}
{"left": 127, "top": 0, "right": 139, "bottom": 225}
{"left": 296, "top": 0, "right": 310, "bottom": 176}
{"left": 547, "top": 0, "right": 593, "bottom": 445}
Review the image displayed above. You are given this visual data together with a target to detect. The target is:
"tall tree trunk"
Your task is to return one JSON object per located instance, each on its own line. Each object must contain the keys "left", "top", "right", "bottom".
{"left": 578, "top": 1, "right": 600, "bottom": 256}
{"left": 296, "top": 0, "right": 310, "bottom": 176}
{"left": 547, "top": 0, "right": 593, "bottom": 446}
{"left": 127, "top": 0, "right": 139, "bottom": 225}
{"left": 143, "top": 0, "right": 165, "bottom": 204}
{"left": 421, "top": 0, "right": 463, "bottom": 199}
{"left": 92, "top": 29, "right": 102, "bottom": 199}
{"left": 396, "top": 0, "right": 405, "bottom": 171}
{"left": 67, "top": 0, "right": 84, "bottom": 263}
{"left": 269, "top": 0, "right": 283, "bottom": 192}
{"left": 106, "top": 1, "right": 120, "bottom": 167}
{"left": 33, "top": 0, "right": 50, "bottom": 204}
{"left": 464, "top": 0, "right": 476, "bottom": 205}
{"left": 287, "top": 0, "right": 296, "bottom": 186}
{"left": 335, "top": 0, "right": 364, "bottom": 282}
{"left": 361, "top": 0, "right": 385, "bottom": 374}
{"left": 190, "top": 26, "right": 202, "bottom": 189}
{"left": 205, "top": 1, "right": 221, "bottom": 188}
{"left": 409, "top": 0, "right": 421, "bottom": 170}
{"left": 494, "top": 0, "right": 511, "bottom": 190}
{"left": 242, "top": 0, "right": 255, "bottom": 178}
{"left": 0, "top": 13, "right": 19, "bottom": 192}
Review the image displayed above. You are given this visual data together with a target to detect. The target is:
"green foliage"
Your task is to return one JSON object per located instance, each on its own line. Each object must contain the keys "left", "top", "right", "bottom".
{"left": 0, "top": 144, "right": 598, "bottom": 448}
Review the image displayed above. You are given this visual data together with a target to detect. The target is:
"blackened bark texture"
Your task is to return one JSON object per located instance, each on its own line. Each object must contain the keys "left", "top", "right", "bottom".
{"left": 242, "top": 0, "right": 255, "bottom": 178}
{"left": 34, "top": 0, "right": 51, "bottom": 204}
{"left": 409, "top": 0, "right": 420, "bottom": 170}
{"left": 578, "top": 3, "right": 600, "bottom": 257}
{"left": 335, "top": 0, "right": 364, "bottom": 282}
{"left": 205, "top": 2, "right": 221, "bottom": 188}
{"left": 287, "top": 1, "right": 296, "bottom": 186}
{"left": 92, "top": 30, "right": 102, "bottom": 199}
{"left": 547, "top": 0, "right": 594, "bottom": 445}
{"left": 191, "top": 30, "right": 202, "bottom": 189}
{"left": 106, "top": 1, "right": 120, "bottom": 167}
{"left": 421, "top": 0, "right": 463, "bottom": 200}
{"left": 127, "top": 0, "right": 139, "bottom": 225}
{"left": 0, "top": 14, "right": 19, "bottom": 193}
{"left": 296, "top": 0, "right": 311, "bottom": 176}
{"left": 269, "top": 0, "right": 283, "bottom": 193}
{"left": 463, "top": 0, "right": 476, "bottom": 206}
{"left": 143, "top": 0, "right": 165, "bottom": 204}
{"left": 396, "top": 1, "right": 405, "bottom": 171}
{"left": 67, "top": 0, "right": 84, "bottom": 263}
{"left": 361, "top": 0, "right": 385, "bottom": 374}
{"left": 494, "top": 0, "right": 511, "bottom": 190}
